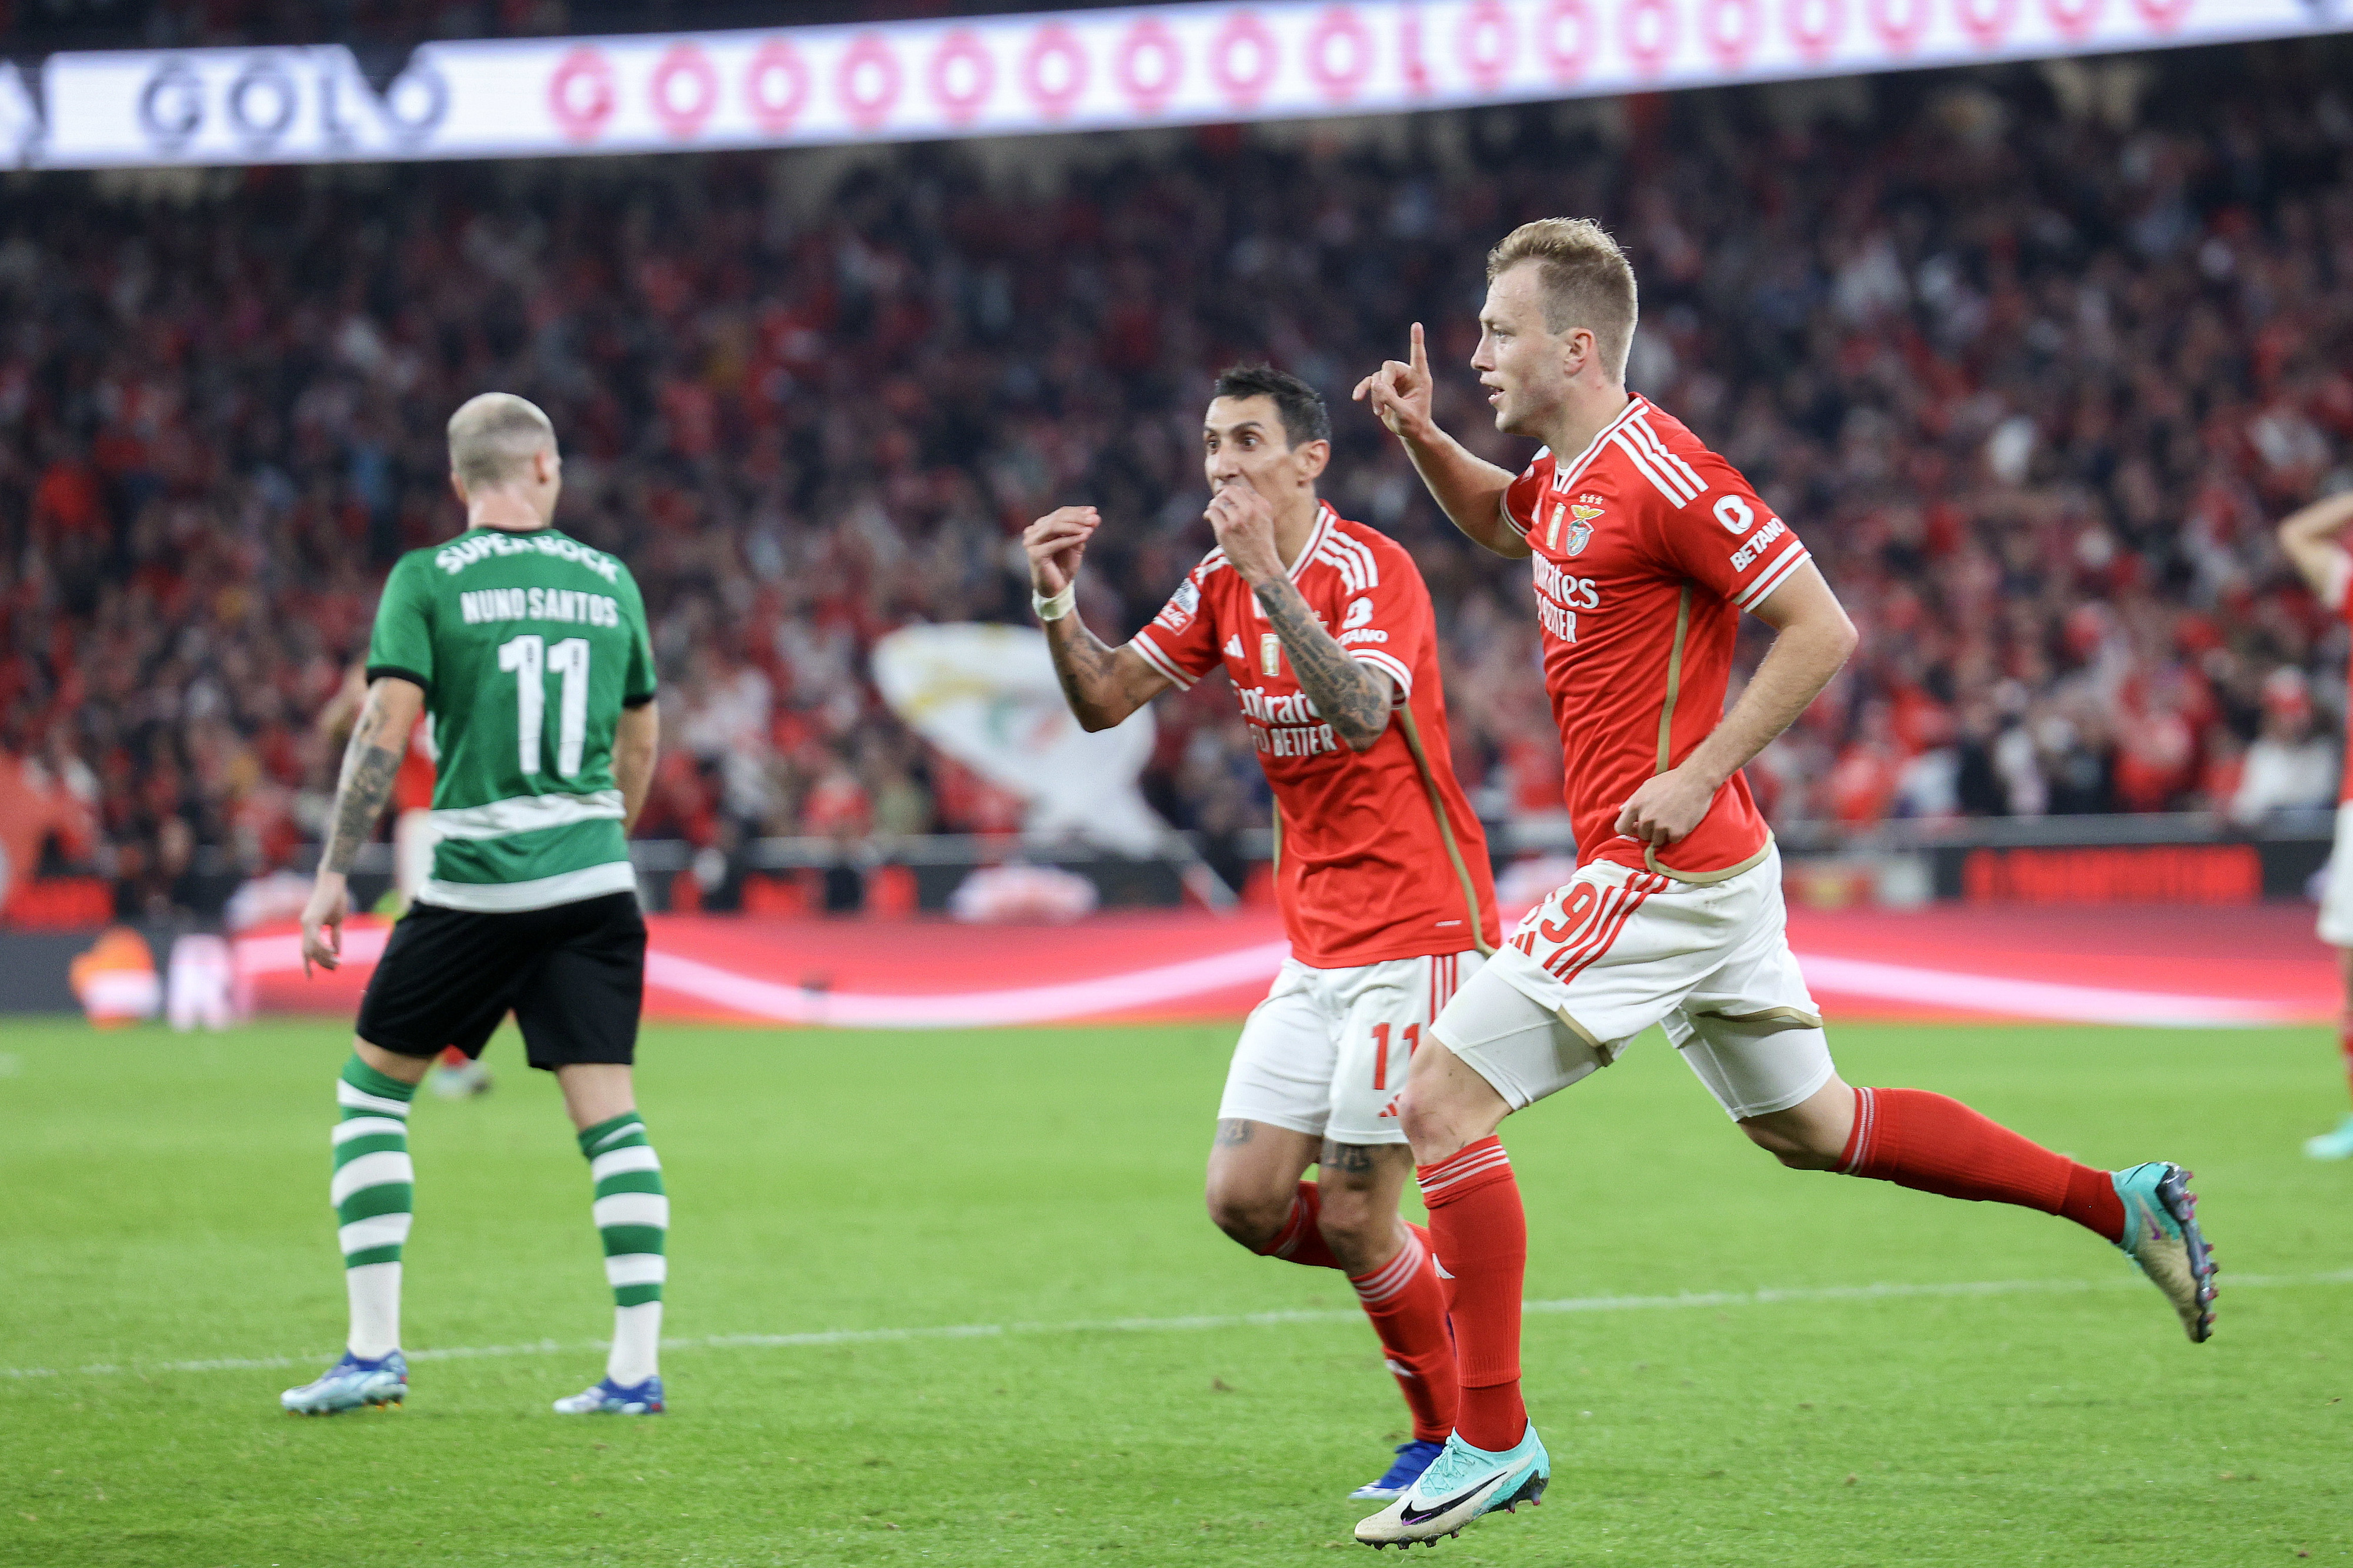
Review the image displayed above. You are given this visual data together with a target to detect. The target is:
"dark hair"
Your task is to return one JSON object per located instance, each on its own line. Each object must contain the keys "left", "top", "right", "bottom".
{"left": 1211, "top": 363, "right": 1330, "bottom": 449}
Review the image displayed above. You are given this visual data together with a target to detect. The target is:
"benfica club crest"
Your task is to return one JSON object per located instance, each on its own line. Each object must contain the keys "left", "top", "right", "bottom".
{"left": 1551, "top": 500, "right": 1603, "bottom": 556}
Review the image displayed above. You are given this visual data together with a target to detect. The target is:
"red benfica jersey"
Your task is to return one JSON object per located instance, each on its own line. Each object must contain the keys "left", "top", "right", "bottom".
{"left": 394, "top": 717, "right": 436, "bottom": 813}
{"left": 1130, "top": 502, "right": 1498, "bottom": 968}
{"left": 1502, "top": 395, "right": 1812, "bottom": 879}
{"left": 2339, "top": 588, "right": 2353, "bottom": 805}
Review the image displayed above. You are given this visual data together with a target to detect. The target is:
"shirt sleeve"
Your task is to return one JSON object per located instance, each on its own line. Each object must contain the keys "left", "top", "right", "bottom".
{"left": 1499, "top": 450, "right": 1551, "bottom": 543}
{"left": 1639, "top": 443, "right": 1812, "bottom": 615}
{"left": 1329, "top": 538, "right": 1431, "bottom": 703}
{"left": 364, "top": 554, "right": 434, "bottom": 692}
{"left": 1127, "top": 564, "right": 1223, "bottom": 690}
{"left": 618, "top": 568, "right": 658, "bottom": 707}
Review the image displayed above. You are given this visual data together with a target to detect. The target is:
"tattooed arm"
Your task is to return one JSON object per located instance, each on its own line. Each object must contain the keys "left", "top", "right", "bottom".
{"left": 1207, "top": 483, "right": 1394, "bottom": 752}
{"left": 1252, "top": 576, "right": 1394, "bottom": 752}
{"left": 1022, "top": 504, "right": 1172, "bottom": 730}
{"left": 299, "top": 675, "right": 425, "bottom": 975}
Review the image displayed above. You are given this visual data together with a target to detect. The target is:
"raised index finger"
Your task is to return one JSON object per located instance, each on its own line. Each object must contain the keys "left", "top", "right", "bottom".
{"left": 1409, "top": 321, "right": 1428, "bottom": 379}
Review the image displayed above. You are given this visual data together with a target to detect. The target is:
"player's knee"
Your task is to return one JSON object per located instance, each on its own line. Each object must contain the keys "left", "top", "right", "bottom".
{"left": 1203, "top": 1185, "right": 1288, "bottom": 1252}
{"left": 1396, "top": 1082, "right": 1474, "bottom": 1160}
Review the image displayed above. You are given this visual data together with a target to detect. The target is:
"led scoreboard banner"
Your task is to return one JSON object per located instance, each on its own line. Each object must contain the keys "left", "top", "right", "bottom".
{"left": 1, "top": 0, "right": 2344, "bottom": 169}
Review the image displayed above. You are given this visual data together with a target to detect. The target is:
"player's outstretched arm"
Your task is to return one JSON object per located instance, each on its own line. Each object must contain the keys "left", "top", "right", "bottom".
{"left": 1205, "top": 482, "right": 1394, "bottom": 752}
{"left": 1023, "top": 505, "right": 1171, "bottom": 730}
{"left": 1616, "top": 561, "right": 1857, "bottom": 848}
{"left": 615, "top": 700, "right": 660, "bottom": 834}
{"left": 300, "top": 675, "right": 424, "bottom": 973}
{"left": 2278, "top": 490, "right": 2353, "bottom": 604}
{"left": 1353, "top": 322, "right": 1528, "bottom": 560}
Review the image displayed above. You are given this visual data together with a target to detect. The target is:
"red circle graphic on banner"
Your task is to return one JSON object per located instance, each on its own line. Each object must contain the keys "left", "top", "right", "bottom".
{"left": 2132, "top": 0, "right": 2191, "bottom": 29}
{"left": 2044, "top": 0, "right": 2103, "bottom": 39}
{"left": 1701, "top": 0, "right": 1759, "bottom": 69}
{"left": 1306, "top": 6, "right": 1374, "bottom": 101}
{"left": 1785, "top": 0, "right": 1845, "bottom": 61}
{"left": 1211, "top": 11, "right": 1278, "bottom": 111}
{"left": 549, "top": 46, "right": 615, "bottom": 142}
{"left": 745, "top": 41, "right": 809, "bottom": 132}
{"left": 1867, "top": 0, "right": 1930, "bottom": 52}
{"left": 1620, "top": 0, "right": 1678, "bottom": 75}
{"left": 838, "top": 32, "right": 903, "bottom": 129}
{"left": 930, "top": 28, "right": 995, "bottom": 123}
{"left": 1022, "top": 22, "right": 1089, "bottom": 118}
{"left": 1955, "top": 0, "right": 2017, "bottom": 47}
{"left": 649, "top": 42, "right": 718, "bottom": 138}
{"left": 1537, "top": 0, "right": 1592, "bottom": 81}
{"left": 1115, "top": 16, "right": 1182, "bottom": 115}
{"left": 1458, "top": 0, "right": 1515, "bottom": 92}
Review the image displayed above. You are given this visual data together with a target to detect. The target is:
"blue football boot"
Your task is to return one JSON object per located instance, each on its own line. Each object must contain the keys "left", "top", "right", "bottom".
{"left": 281, "top": 1350, "right": 408, "bottom": 1414}
{"left": 552, "top": 1374, "right": 664, "bottom": 1414}
{"left": 1352, "top": 1439, "right": 1447, "bottom": 1501}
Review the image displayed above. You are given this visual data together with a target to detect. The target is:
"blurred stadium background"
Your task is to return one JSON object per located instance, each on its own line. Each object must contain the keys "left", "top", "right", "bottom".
{"left": 6, "top": 8, "right": 2352, "bottom": 1566}
{"left": 0, "top": 2, "right": 2349, "bottom": 1026}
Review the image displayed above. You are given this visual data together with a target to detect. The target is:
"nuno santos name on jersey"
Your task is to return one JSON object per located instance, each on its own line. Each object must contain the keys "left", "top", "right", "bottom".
{"left": 368, "top": 526, "right": 656, "bottom": 913}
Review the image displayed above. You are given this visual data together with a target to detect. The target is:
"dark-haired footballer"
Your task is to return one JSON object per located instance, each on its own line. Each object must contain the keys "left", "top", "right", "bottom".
{"left": 1024, "top": 365, "right": 1500, "bottom": 1502}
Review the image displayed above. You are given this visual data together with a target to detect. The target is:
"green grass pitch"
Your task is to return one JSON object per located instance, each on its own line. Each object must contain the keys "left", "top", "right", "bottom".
{"left": 2, "top": 1014, "right": 2348, "bottom": 1566}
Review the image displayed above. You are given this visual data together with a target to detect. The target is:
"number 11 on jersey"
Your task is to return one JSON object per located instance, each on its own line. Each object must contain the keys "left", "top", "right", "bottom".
{"left": 498, "top": 633, "right": 591, "bottom": 779}
{"left": 1371, "top": 1022, "right": 1421, "bottom": 1090}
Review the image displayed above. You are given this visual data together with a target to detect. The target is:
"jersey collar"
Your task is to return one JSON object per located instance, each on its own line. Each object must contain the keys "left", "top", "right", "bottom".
{"left": 1289, "top": 501, "right": 1338, "bottom": 581}
{"left": 1552, "top": 395, "right": 1649, "bottom": 494}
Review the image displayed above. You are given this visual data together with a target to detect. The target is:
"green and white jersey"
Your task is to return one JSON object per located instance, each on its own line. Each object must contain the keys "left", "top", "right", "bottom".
{"left": 365, "top": 526, "right": 657, "bottom": 913}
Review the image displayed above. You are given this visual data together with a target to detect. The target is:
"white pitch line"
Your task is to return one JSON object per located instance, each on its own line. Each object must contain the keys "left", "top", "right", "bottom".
{"left": 7, "top": 1270, "right": 2348, "bottom": 1383}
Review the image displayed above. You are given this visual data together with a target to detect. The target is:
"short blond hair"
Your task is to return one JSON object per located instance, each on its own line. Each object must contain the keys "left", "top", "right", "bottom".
{"left": 1486, "top": 218, "right": 1639, "bottom": 382}
{"left": 446, "top": 392, "right": 556, "bottom": 489}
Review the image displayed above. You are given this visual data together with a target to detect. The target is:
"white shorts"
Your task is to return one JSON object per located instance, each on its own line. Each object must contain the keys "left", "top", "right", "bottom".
{"left": 1218, "top": 950, "right": 1485, "bottom": 1146}
{"left": 2319, "top": 802, "right": 2353, "bottom": 948}
{"left": 1432, "top": 846, "right": 1834, "bottom": 1121}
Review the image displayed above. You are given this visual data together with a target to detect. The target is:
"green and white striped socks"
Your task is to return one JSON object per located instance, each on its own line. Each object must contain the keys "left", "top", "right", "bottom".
{"left": 332, "top": 1055, "right": 416, "bottom": 1360}
{"left": 579, "top": 1111, "right": 666, "bottom": 1386}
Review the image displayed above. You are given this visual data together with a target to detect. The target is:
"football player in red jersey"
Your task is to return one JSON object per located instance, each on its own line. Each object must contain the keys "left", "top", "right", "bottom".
{"left": 2274, "top": 488, "right": 2353, "bottom": 1159}
{"left": 1025, "top": 365, "right": 1499, "bottom": 1503}
{"left": 1347, "top": 220, "right": 2217, "bottom": 1547}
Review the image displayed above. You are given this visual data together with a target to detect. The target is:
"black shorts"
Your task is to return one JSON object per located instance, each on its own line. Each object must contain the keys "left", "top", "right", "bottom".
{"left": 356, "top": 891, "right": 645, "bottom": 1070}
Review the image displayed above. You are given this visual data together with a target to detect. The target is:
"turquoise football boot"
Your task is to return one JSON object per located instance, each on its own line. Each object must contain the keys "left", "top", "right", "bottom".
{"left": 281, "top": 1350, "right": 408, "bottom": 1414}
{"left": 1354, "top": 1423, "right": 1548, "bottom": 1548}
{"left": 2304, "top": 1112, "right": 2353, "bottom": 1161}
{"left": 2113, "top": 1162, "right": 2217, "bottom": 1343}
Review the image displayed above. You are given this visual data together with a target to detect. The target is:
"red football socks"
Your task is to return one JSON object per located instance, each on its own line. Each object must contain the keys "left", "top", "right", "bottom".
{"left": 1347, "top": 1224, "right": 1459, "bottom": 1442}
{"left": 1417, "top": 1137, "right": 1527, "bottom": 1452}
{"left": 1841, "top": 1087, "right": 2125, "bottom": 1243}
{"left": 1257, "top": 1182, "right": 1340, "bottom": 1270}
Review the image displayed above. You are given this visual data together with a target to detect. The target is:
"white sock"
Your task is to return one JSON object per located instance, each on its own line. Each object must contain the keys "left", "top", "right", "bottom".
{"left": 346, "top": 1261, "right": 402, "bottom": 1360}
{"left": 607, "top": 1301, "right": 662, "bottom": 1386}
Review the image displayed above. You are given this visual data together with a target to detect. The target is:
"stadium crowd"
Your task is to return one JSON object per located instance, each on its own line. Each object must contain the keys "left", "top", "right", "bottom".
{"left": 1, "top": 45, "right": 2350, "bottom": 916}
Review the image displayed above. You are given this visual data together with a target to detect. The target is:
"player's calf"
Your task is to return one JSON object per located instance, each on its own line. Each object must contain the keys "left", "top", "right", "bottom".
{"left": 1205, "top": 1117, "right": 1338, "bottom": 1265}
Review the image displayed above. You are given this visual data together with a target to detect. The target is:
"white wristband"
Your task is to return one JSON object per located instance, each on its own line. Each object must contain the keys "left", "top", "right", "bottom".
{"left": 1032, "top": 583, "right": 1076, "bottom": 622}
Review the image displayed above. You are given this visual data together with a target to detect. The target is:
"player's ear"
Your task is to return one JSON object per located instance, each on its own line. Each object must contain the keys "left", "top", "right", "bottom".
{"left": 1296, "top": 439, "right": 1331, "bottom": 484}
{"left": 1564, "top": 326, "right": 1596, "bottom": 380}
{"left": 448, "top": 470, "right": 468, "bottom": 506}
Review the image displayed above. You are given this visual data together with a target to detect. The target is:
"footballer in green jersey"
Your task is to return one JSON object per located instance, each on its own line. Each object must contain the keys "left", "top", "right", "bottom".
{"left": 285, "top": 393, "right": 674, "bottom": 1420}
